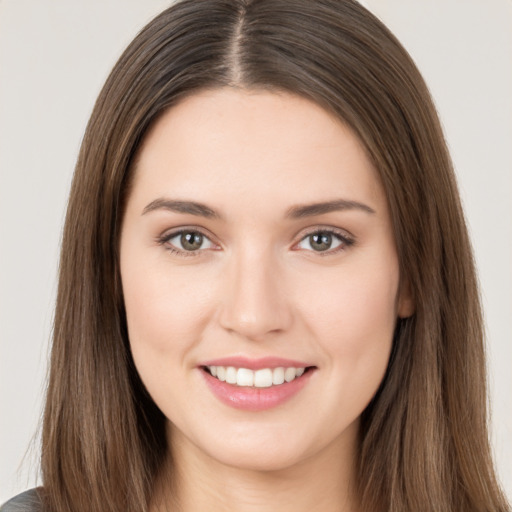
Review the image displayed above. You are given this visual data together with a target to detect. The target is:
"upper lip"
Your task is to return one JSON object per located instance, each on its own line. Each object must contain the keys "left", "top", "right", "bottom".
{"left": 200, "top": 356, "right": 314, "bottom": 370}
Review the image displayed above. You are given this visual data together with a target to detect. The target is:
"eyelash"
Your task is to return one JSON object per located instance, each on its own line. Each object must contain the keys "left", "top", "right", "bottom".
{"left": 157, "top": 227, "right": 355, "bottom": 258}
{"left": 295, "top": 227, "right": 355, "bottom": 256}
{"left": 157, "top": 228, "right": 218, "bottom": 258}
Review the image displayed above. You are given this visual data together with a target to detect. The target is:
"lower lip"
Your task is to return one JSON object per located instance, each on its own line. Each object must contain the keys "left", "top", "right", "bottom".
{"left": 200, "top": 368, "right": 314, "bottom": 411}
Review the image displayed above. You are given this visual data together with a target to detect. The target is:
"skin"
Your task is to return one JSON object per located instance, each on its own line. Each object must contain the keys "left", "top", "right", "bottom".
{"left": 120, "top": 88, "right": 413, "bottom": 512}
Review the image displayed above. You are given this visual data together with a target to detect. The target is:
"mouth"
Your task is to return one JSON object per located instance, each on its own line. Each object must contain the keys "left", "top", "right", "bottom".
{"left": 199, "top": 357, "right": 317, "bottom": 410}
{"left": 202, "top": 365, "right": 315, "bottom": 388}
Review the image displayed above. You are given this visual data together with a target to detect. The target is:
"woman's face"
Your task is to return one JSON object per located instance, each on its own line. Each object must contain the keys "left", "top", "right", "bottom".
{"left": 120, "top": 89, "right": 412, "bottom": 472}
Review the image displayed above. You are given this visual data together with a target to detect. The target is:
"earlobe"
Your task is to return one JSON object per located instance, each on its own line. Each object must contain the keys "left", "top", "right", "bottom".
{"left": 397, "top": 279, "right": 415, "bottom": 319}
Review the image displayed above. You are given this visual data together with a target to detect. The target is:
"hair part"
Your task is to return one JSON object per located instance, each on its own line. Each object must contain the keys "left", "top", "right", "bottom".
{"left": 41, "top": 1, "right": 510, "bottom": 511}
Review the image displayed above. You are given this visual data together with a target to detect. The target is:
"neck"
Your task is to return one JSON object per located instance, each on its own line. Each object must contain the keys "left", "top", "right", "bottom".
{"left": 152, "top": 422, "right": 360, "bottom": 512}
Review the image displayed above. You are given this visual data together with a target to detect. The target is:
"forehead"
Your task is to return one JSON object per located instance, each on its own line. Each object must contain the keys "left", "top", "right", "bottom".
{"left": 130, "top": 88, "right": 385, "bottom": 215}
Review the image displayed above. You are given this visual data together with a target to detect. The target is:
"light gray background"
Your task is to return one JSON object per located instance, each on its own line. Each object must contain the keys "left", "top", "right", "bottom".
{"left": 1, "top": 0, "right": 511, "bottom": 504}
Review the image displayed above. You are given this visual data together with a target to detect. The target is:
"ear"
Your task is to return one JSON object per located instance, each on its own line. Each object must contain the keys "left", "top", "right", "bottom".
{"left": 397, "top": 278, "right": 415, "bottom": 319}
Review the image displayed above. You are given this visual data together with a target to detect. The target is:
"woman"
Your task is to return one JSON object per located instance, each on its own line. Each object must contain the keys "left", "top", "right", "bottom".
{"left": 1, "top": 0, "right": 509, "bottom": 511}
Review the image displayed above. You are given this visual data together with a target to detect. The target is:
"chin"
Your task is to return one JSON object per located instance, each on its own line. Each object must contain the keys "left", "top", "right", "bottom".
{"left": 205, "top": 442, "right": 310, "bottom": 473}
{"left": 172, "top": 416, "right": 357, "bottom": 475}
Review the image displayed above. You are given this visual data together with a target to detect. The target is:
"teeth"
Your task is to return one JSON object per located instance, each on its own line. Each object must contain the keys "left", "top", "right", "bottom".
{"left": 272, "top": 367, "right": 285, "bottom": 385}
{"left": 225, "top": 366, "right": 237, "bottom": 384}
{"left": 254, "top": 368, "right": 273, "bottom": 388}
{"left": 206, "top": 366, "right": 307, "bottom": 387}
{"left": 216, "top": 366, "right": 226, "bottom": 382}
{"left": 237, "top": 368, "right": 254, "bottom": 387}
{"left": 284, "top": 367, "right": 296, "bottom": 382}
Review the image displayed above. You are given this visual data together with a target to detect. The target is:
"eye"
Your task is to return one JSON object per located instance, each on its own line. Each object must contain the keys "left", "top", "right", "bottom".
{"left": 296, "top": 230, "right": 353, "bottom": 254}
{"left": 160, "top": 229, "right": 216, "bottom": 254}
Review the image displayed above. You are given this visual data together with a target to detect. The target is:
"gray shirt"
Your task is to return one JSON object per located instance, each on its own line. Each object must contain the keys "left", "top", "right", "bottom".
{"left": 0, "top": 489, "right": 43, "bottom": 512}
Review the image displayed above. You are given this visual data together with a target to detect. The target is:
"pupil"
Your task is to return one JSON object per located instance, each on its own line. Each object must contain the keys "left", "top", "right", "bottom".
{"left": 181, "top": 232, "right": 203, "bottom": 251}
{"left": 310, "top": 233, "right": 331, "bottom": 251}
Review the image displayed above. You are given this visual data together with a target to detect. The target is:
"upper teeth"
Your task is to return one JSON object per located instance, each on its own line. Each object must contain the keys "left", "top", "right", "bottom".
{"left": 207, "top": 366, "right": 306, "bottom": 388}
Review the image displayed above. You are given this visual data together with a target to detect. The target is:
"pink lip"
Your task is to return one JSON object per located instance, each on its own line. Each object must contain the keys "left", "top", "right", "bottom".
{"left": 200, "top": 356, "right": 311, "bottom": 370}
{"left": 199, "top": 365, "right": 315, "bottom": 412}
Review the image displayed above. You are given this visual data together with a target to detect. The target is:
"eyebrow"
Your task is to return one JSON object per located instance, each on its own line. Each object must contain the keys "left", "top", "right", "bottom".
{"left": 285, "top": 199, "right": 376, "bottom": 218}
{"left": 142, "top": 198, "right": 220, "bottom": 219}
{"left": 141, "top": 197, "right": 376, "bottom": 219}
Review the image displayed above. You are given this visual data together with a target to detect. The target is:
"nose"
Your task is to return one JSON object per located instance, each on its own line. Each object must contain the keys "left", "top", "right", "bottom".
{"left": 218, "top": 247, "right": 293, "bottom": 341}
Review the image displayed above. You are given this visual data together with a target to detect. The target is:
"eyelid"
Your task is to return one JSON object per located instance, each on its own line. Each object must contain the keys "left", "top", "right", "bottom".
{"left": 292, "top": 226, "right": 355, "bottom": 254}
{"left": 157, "top": 226, "right": 220, "bottom": 256}
{"left": 156, "top": 224, "right": 354, "bottom": 257}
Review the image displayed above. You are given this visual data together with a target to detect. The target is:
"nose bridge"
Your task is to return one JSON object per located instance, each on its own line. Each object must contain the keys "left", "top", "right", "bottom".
{"left": 219, "top": 243, "right": 291, "bottom": 340}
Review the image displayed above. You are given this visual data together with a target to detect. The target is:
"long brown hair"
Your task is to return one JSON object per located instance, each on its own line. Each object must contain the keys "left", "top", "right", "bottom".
{"left": 41, "top": 1, "right": 510, "bottom": 511}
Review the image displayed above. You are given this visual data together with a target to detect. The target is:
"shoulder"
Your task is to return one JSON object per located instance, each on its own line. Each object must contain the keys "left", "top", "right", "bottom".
{"left": 0, "top": 489, "right": 44, "bottom": 512}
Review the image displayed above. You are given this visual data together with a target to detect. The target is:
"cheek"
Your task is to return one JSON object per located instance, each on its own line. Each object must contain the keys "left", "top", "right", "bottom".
{"left": 121, "top": 253, "right": 216, "bottom": 365}
{"left": 303, "top": 261, "right": 398, "bottom": 334}
{"left": 121, "top": 259, "right": 221, "bottom": 426}
{"left": 300, "top": 256, "right": 399, "bottom": 395}
{"left": 322, "top": 274, "right": 397, "bottom": 348}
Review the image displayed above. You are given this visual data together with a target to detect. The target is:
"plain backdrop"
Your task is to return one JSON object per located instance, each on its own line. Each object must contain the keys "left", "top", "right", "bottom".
{"left": 1, "top": 0, "right": 511, "bottom": 504}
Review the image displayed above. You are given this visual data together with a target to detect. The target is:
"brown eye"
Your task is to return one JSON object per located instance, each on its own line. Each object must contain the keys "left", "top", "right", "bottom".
{"left": 181, "top": 231, "right": 204, "bottom": 251}
{"left": 296, "top": 230, "right": 350, "bottom": 253}
{"left": 164, "top": 230, "right": 215, "bottom": 253}
{"left": 309, "top": 233, "right": 333, "bottom": 251}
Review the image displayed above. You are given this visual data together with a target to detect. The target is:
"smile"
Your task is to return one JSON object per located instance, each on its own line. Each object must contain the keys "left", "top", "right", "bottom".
{"left": 206, "top": 365, "right": 306, "bottom": 388}
{"left": 200, "top": 362, "right": 316, "bottom": 411}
